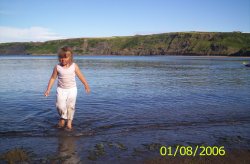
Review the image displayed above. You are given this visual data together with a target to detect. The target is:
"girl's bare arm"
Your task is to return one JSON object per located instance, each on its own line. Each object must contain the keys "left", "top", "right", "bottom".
{"left": 44, "top": 66, "right": 58, "bottom": 96}
{"left": 75, "top": 64, "right": 90, "bottom": 94}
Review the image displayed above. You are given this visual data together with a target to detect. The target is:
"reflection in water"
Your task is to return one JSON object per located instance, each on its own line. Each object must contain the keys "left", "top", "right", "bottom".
{"left": 58, "top": 136, "right": 81, "bottom": 163}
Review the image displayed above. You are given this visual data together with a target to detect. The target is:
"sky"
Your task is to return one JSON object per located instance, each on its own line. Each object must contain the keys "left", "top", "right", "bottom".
{"left": 0, "top": 0, "right": 249, "bottom": 43}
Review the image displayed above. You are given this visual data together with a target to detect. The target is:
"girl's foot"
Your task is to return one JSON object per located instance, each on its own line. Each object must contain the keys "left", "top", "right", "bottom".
{"left": 64, "top": 127, "right": 73, "bottom": 131}
{"left": 57, "top": 119, "right": 65, "bottom": 128}
{"left": 66, "top": 119, "right": 73, "bottom": 129}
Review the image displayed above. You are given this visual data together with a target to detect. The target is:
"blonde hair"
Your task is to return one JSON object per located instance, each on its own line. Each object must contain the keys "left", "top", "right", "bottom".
{"left": 58, "top": 46, "right": 73, "bottom": 64}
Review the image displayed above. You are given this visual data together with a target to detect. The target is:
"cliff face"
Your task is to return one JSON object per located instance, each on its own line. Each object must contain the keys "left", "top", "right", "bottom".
{"left": 0, "top": 43, "right": 27, "bottom": 54}
{"left": 0, "top": 32, "right": 250, "bottom": 56}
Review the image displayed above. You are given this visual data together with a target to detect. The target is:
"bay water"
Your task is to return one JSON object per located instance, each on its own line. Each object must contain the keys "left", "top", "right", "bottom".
{"left": 0, "top": 55, "right": 249, "bottom": 161}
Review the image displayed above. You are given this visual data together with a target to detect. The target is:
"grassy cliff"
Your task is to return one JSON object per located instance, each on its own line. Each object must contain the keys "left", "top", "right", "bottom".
{"left": 0, "top": 32, "right": 250, "bottom": 56}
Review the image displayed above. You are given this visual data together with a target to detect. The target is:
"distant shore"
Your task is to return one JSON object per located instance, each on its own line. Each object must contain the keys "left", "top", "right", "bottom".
{"left": 0, "top": 32, "right": 250, "bottom": 56}
{"left": 1, "top": 54, "right": 250, "bottom": 58}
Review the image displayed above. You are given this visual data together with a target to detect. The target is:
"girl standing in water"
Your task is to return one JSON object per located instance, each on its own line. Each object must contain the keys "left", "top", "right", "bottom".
{"left": 44, "top": 46, "right": 90, "bottom": 131}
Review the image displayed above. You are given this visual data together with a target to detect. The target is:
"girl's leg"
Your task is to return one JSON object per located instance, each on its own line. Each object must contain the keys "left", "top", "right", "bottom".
{"left": 56, "top": 87, "right": 68, "bottom": 127}
{"left": 66, "top": 87, "right": 77, "bottom": 129}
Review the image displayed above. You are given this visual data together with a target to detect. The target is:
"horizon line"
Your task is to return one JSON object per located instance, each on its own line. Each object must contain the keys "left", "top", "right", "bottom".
{"left": 0, "top": 31, "right": 249, "bottom": 44}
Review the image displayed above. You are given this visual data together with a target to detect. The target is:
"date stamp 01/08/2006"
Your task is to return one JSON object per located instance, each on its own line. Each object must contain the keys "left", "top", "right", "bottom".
{"left": 160, "top": 146, "right": 226, "bottom": 157}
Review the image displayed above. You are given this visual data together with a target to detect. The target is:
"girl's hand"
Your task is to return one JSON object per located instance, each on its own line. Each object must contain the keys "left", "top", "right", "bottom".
{"left": 85, "top": 87, "right": 90, "bottom": 94}
{"left": 44, "top": 90, "right": 50, "bottom": 97}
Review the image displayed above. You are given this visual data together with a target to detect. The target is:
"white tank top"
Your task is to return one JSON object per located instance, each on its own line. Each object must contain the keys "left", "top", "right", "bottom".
{"left": 57, "top": 63, "right": 76, "bottom": 89}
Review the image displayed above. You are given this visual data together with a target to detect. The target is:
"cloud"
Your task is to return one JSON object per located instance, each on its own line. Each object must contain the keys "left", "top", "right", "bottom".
{"left": 0, "top": 26, "right": 64, "bottom": 43}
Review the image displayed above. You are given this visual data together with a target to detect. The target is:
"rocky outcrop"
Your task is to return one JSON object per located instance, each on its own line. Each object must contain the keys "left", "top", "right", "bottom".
{"left": 0, "top": 43, "right": 27, "bottom": 55}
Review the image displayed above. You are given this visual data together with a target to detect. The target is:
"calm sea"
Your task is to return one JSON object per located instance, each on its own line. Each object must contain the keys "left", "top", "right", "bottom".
{"left": 0, "top": 55, "right": 250, "bottom": 160}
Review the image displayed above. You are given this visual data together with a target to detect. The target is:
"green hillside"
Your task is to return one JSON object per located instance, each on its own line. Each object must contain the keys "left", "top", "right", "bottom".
{"left": 0, "top": 32, "right": 250, "bottom": 56}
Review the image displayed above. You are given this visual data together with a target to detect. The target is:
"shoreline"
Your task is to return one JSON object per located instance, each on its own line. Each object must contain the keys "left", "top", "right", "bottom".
{"left": 0, "top": 54, "right": 250, "bottom": 58}
{"left": 1, "top": 144, "right": 250, "bottom": 163}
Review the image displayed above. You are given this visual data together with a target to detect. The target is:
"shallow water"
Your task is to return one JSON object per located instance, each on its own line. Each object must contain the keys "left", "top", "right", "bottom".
{"left": 0, "top": 55, "right": 250, "bottom": 161}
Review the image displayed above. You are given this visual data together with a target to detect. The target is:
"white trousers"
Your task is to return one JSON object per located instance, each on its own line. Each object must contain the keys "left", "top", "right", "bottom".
{"left": 56, "top": 87, "right": 77, "bottom": 120}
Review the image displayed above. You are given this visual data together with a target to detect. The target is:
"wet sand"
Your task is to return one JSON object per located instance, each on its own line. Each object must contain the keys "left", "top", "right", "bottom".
{"left": 1, "top": 138, "right": 250, "bottom": 164}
